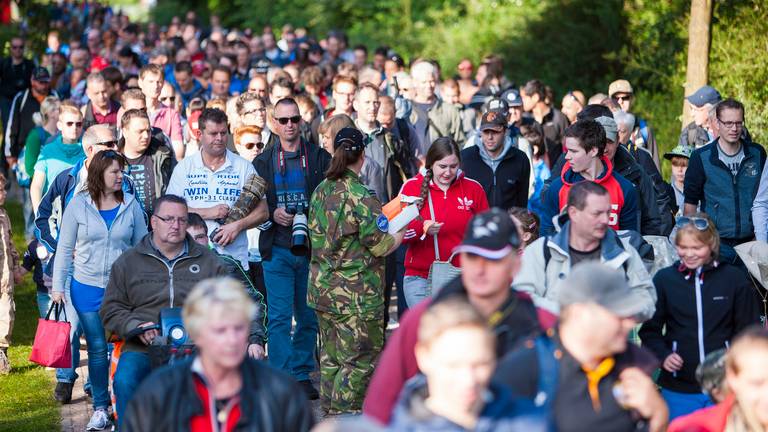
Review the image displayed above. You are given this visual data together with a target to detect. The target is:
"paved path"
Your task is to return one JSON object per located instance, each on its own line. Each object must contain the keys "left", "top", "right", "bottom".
{"left": 58, "top": 347, "right": 92, "bottom": 432}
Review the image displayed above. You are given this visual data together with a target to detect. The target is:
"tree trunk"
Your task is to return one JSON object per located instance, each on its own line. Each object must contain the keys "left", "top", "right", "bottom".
{"left": 682, "top": 0, "right": 714, "bottom": 130}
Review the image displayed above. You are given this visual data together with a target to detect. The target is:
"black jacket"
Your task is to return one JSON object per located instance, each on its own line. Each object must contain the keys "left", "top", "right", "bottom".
{"left": 639, "top": 262, "right": 761, "bottom": 393}
{"left": 0, "top": 57, "right": 34, "bottom": 99}
{"left": 547, "top": 146, "right": 667, "bottom": 235}
{"left": 5, "top": 89, "right": 57, "bottom": 159}
{"left": 253, "top": 138, "right": 331, "bottom": 260}
{"left": 460, "top": 144, "right": 530, "bottom": 210}
{"left": 123, "top": 357, "right": 315, "bottom": 432}
{"left": 624, "top": 143, "right": 675, "bottom": 234}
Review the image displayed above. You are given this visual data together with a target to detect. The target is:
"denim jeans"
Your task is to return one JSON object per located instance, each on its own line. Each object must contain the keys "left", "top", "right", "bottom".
{"left": 57, "top": 281, "right": 83, "bottom": 385}
{"left": 36, "top": 292, "right": 51, "bottom": 318}
{"left": 262, "top": 246, "right": 317, "bottom": 381}
{"left": 403, "top": 275, "right": 430, "bottom": 307}
{"left": 661, "top": 388, "right": 714, "bottom": 420}
{"left": 76, "top": 309, "right": 110, "bottom": 410}
{"left": 113, "top": 351, "right": 151, "bottom": 428}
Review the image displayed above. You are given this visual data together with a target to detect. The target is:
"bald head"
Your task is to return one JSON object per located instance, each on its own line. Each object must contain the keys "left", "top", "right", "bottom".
{"left": 82, "top": 124, "right": 117, "bottom": 160}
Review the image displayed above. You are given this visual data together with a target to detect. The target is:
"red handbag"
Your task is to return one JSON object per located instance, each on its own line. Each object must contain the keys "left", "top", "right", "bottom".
{"left": 29, "top": 302, "right": 72, "bottom": 368}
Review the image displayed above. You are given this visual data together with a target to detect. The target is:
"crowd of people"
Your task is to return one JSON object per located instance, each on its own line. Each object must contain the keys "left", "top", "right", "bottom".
{"left": 0, "top": 2, "right": 767, "bottom": 432}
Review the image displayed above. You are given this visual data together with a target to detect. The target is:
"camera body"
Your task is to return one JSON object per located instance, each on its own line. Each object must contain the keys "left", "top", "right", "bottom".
{"left": 288, "top": 205, "right": 310, "bottom": 256}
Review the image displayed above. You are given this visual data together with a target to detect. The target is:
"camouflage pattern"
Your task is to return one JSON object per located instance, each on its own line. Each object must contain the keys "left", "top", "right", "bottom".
{"left": 307, "top": 169, "right": 395, "bottom": 315}
{"left": 317, "top": 310, "right": 384, "bottom": 414}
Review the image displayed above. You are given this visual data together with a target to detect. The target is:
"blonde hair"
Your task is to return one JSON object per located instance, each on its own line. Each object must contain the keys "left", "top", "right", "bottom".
{"left": 34, "top": 96, "right": 61, "bottom": 126}
{"left": 675, "top": 212, "right": 720, "bottom": 260}
{"left": 417, "top": 296, "right": 494, "bottom": 350}
{"left": 182, "top": 278, "right": 257, "bottom": 339}
{"left": 59, "top": 101, "right": 82, "bottom": 119}
{"left": 206, "top": 98, "right": 227, "bottom": 112}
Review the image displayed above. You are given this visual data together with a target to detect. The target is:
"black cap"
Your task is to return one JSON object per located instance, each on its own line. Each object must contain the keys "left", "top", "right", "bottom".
{"left": 453, "top": 208, "right": 521, "bottom": 259}
{"left": 483, "top": 97, "right": 509, "bottom": 114}
{"left": 32, "top": 67, "right": 51, "bottom": 83}
{"left": 479, "top": 110, "right": 507, "bottom": 131}
{"left": 388, "top": 54, "right": 405, "bottom": 68}
{"left": 333, "top": 127, "right": 365, "bottom": 153}
{"left": 253, "top": 58, "right": 272, "bottom": 75}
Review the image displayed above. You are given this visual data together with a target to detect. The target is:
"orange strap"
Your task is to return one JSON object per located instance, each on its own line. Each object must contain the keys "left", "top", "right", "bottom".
{"left": 581, "top": 357, "right": 615, "bottom": 411}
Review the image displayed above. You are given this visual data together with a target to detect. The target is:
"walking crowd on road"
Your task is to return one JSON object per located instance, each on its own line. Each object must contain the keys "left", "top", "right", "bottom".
{"left": 1, "top": 2, "right": 768, "bottom": 432}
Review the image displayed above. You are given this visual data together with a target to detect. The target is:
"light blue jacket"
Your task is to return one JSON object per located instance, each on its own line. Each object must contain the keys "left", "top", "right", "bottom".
{"left": 52, "top": 191, "right": 147, "bottom": 292}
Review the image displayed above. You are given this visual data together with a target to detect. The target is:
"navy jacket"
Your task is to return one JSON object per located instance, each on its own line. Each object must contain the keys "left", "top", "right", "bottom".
{"left": 639, "top": 262, "right": 761, "bottom": 393}
{"left": 460, "top": 143, "right": 530, "bottom": 210}
{"left": 684, "top": 138, "right": 766, "bottom": 240}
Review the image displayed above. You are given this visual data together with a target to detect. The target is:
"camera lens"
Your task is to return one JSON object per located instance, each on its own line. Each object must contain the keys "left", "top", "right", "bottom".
{"left": 290, "top": 211, "right": 310, "bottom": 256}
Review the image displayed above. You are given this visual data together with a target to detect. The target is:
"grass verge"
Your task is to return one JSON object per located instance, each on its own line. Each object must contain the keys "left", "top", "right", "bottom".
{"left": 0, "top": 200, "right": 59, "bottom": 431}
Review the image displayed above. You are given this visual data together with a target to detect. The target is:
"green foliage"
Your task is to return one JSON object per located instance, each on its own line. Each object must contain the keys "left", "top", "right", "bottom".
{"left": 0, "top": 201, "right": 59, "bottom": 432}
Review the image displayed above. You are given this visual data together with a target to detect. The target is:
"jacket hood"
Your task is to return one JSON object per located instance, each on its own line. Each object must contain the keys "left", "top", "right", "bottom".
{"left": 561, "top": 156, "right": 614, "bottom": 186}
{"left": 390, "top": 374, "right": 520, "bottom": 431}
{"left": 477, "top": 135, "right": 516, "bottom": 171}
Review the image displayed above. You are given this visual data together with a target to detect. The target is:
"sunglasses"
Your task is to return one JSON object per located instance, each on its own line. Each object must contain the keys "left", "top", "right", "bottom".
{"left": 276, "top": 116, "right": 301, "bottom": 125}
{"left": 10, "top": 45, "right": 23, "bottom": 50}
{"left": 676, "top": 216, "right": 709, "bottom": 230}
{"left": 613, "top": 95, "right": 632, "bottom": 103}
{"left": 242, "top": 141, "right": 264, "bottom": 150}
{"left": 94, "top": 140, "right": 118, "bottom": 148}
{"left": 65, "top": 121, "right": 83, "bottom": 127}
{"left": 159, "top": 96, "right": 176, "bottom": 103}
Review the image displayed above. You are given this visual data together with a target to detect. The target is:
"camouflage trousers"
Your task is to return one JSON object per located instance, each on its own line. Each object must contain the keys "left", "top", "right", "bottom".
{"left": 317, "top": 310, "right": 385, "bottom": 415}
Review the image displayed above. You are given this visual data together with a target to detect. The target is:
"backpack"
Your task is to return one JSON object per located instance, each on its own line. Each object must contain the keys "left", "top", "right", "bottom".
{"left": 14, "top": 127, "right": 47, "bottom": 188}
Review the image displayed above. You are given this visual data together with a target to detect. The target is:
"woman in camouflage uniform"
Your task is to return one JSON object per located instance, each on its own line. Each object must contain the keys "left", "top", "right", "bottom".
{"left": 308, "top": 127, "right": 406, "bottom": 415}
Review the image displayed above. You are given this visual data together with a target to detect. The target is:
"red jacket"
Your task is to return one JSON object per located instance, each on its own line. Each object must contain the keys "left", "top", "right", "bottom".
{"left": 190, "top": 376, "right": 242, "bottom": 432}
{"left": 362, "top": 285, "right": 557, "bottom": 425}
{"left": 400, "top": 171, "right": 489, "bottom": 278}
{"left": 667, "top": 395, "right": 734, "bottom": 432}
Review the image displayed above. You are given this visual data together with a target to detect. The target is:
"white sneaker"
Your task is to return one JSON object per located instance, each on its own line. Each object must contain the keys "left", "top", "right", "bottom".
{"left": 86, "top": 409, "right": 112, "bottom": 431}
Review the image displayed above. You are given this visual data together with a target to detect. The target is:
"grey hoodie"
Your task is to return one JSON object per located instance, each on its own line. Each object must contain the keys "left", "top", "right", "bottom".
{"left": 52, "top": 191, "right": 148, "bottom": 292}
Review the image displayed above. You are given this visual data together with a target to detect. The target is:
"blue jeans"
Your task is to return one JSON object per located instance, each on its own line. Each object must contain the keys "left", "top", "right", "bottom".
{"left": 36, "top": 292, "right": 51, "bottom": 318}
{"left": 76, "top": 310, "right": 110, "bottom": 410}
{"left": 113, "top": 351, "right": 151, "bottom": 428}
{"left": 403, "top": 275, "right": 430, "bottom": 307}
{"left": 262, "top": 246, "right": 317, "bottom": 380}
{"left": 661, "top": 388, "right": 714, "bottom": 420}
{"left": 56, "top": 283, "right": 84, "bottom": 386}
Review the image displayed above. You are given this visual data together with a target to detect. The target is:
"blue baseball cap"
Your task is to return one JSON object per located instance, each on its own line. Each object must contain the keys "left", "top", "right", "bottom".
{"left": 502, "top": 89, "right": 523, "bottom": 107}
{"left": 686, "top": 85, "right": 722, "bottom": 108}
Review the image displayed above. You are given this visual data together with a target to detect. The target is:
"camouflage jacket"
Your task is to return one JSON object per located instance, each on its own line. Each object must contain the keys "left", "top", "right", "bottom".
{"left": 308, "top": 170, "right": 395, "bottom": 316}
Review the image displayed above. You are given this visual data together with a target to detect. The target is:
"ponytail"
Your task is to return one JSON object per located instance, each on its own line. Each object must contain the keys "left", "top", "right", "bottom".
{"left": 418, "top": 168, "right": 432, "bottom": 210}
{"left": 326, "top": 145, "right": 364, "bottom": 181}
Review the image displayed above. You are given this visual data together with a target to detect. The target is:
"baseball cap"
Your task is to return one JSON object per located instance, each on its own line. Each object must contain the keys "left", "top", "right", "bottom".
{"left": 253, "top": 58, "right": 272, "bottom": 75}
{"left": 663, "top": 144, "right": 693, "bottom": 160}
{"left": 479, "top": 110, "right": 507, "bottom": 132}
{"left": 483, "top": 97, "right": 509, "bottom": 114}
{"left": 608, "top": 79, "right": 633, "bottom": 97}
{"left": 32, "top": 67, "right": 51, "bottom": 83}
{"left": 333, "top": 127, "right": 365, "bottom": 152}
{"left": 501, "top": 89, "right": 523, "bottom": 107}
{"left": 595, "top": 116, "right": 618, "bottom": 143}
{"left": 452, "top": 208, "right": 522, "bottom": 259}
{"left": 686, "top": 85, "right": 722, "bottom": 108}
{"left": 559, "top": 262, "right": 648, "bottom": 318}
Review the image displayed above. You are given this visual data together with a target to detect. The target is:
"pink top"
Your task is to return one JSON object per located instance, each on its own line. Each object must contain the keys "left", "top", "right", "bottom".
{"left": 149, "top": 106, "right": 183, "bottom": 143}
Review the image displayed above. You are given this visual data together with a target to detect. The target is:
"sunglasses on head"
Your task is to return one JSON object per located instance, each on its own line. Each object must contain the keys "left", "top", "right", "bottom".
{"left": 276, "top": 116, "right": 301, "bottom": 125}
{"left": 676, "top": 216, "right": 709, "bottom": 231}
{"left": 242, "top": 141, "right": 264, "bottom": 150}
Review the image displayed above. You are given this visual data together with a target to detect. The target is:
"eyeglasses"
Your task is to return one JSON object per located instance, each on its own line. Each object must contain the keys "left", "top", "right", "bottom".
{"left": 65, "top": 121, "right": 83, "bottom": 127}
{"left": 675, "top": 216, "right": 709, "bottom": 231}
{"left": 243, "top": 108, "right": 266, "bottom": 116}
{"left": 242, "top": 141, "right": 264, "bottom": 150}
{"left": 276, "top": 116, "right": 301, "bottom": 125}
{"left": 153, "top": 214, "right": 188, "bottom": 226}
{"left": 717, "top": 119, "right": 744, "bottom": 129}
{"left": 159, "top": 96, "right": 176, "bottom": 103}
{"left": 94, "top": 140, "right": 118, "bottom": 148}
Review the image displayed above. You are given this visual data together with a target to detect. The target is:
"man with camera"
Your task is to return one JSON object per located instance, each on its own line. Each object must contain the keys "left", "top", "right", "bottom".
{"left": 100, "top": 195, "right": 231, "bottom": 428}
{"left": 166, "top": 108, "right": 269, "bottom": 270}
{"left": 254, "top": 97, "right": 332, "bottom": 399}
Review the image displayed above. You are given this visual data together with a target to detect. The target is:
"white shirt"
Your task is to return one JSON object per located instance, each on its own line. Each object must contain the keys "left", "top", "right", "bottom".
{"left": 167, "top": 150, "right": 257, "bottom": 267}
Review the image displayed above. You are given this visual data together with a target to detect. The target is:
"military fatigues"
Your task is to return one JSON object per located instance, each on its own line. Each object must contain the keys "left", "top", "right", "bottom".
{"left": 307, "top": 169, "right": 395, "bottom": 414}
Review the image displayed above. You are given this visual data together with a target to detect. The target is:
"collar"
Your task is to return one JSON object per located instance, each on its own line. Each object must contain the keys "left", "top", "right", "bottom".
{"left": 149, "top": 236, "right": 189, "bottom": 263}
{"left": 196, "top": 149, "right": 234, "bottom": 173}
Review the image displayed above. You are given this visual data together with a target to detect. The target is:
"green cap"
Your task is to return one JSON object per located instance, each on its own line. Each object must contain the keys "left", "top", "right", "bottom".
{"left": 663, "top": 144, "right": 693, "bottom": 160}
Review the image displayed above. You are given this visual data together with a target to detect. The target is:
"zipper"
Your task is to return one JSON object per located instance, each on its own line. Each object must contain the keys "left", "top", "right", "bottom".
{"left": 143, "top": 253, "right": 196, "bottom": 307}
{"left": 694, "top": 267, "right": 706, "bottom": 364}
